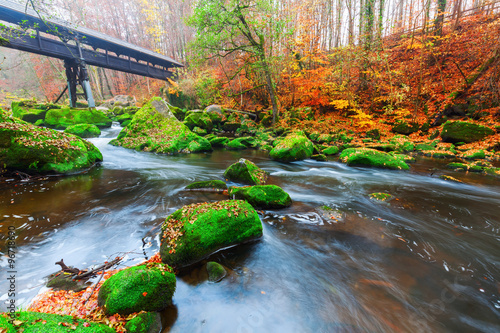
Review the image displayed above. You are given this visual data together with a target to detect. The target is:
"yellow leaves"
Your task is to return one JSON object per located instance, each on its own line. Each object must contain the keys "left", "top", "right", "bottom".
{"left": 329, "top": 99, "right": 350, "bottom": 110}
{"left": 350, "top": 108, "right": 375, "bottom": 129}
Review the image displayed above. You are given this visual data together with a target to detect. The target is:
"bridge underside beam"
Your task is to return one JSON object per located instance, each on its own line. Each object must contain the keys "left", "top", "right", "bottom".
{"left": 0, "top": 28, "right": 174, "bottom": 81}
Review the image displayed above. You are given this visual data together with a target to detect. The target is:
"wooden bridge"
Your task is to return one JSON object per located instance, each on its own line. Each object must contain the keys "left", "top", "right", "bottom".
{"left": 0, "top": 0, "right": 183, "bottom": 107}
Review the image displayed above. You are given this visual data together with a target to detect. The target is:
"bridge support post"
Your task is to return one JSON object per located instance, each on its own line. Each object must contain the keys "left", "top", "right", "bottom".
{"left": 63, "top": 59, "right": 96, "bottom": 108}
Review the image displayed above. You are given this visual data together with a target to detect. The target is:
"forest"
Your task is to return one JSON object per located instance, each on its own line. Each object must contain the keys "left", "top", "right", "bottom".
{"left": 1, "top": 0, "right": 500, "bottom": 332}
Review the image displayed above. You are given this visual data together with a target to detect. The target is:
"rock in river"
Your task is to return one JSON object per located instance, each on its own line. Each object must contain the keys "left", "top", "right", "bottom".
{"left": 223, "top": 158, "right": 268, "bottom": 185}
{"left": 160, "top": 200, "right": 262, "bottom": 269}
{"left": 97, "top": 263, "right": 176, "bottom": 315}
{"left": 228, "top": 185, "right": 292, "bottom": 209}
{"left": 339, "top": 148, "right": 409, "bottom": 170}
{"left": 269, "top": 131, "right": 314, "bottom": 162}
{"left": 0, "top": 109, "right": 102, "bottom": 175}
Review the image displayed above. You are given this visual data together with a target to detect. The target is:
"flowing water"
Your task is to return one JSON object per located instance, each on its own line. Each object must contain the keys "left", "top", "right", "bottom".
{"left": 1, "top": 124, "right": 499, "bottom": 332}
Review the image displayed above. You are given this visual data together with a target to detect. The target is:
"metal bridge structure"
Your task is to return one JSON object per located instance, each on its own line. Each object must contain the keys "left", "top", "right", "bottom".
{"left": 0, "top": 0, "right": 183, "bottom": 107}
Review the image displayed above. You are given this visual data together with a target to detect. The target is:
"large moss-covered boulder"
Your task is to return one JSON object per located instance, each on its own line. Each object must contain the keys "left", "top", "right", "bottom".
{"left": 11, "top": 100, "right": 61, "bottom": 124}
{"left": 441, "top": 121, "right": 494, "bottom": 143}
{"left": 160, "top": 200, "right": 262, "bottom": 268}
{"left": 125, "top": 312, "right": 162, "bottom": 333}
{"left": 340, "top": 148, "right": 409, "bottom": 170}
{"left": 110, "top": 97, "right": 212, "bottom": 154}
{"left": 44, "top": 107, "right": 112, "bottom": 129}
{"left": 97, "top": 263, "right": 176, "bottom": 315}
{"left": 223, "top": 158, "right": 268, "bottom": 185}
{"left": 64, "top": 124, "right": 101, "bottom": 138}
{"left": 1, "top": 311, "right": 114, "bottom": 332}
{"left": 225, "top": 137, "right": 256, "bottom": 150}
{"left": 269, "top": 131, "right": 314, "bottom": 162}
{"left": 0, "top": 109, "right": 103, "bottom": 174}
{"left": 228, "top": 185, "right": 292, "bottom": 209}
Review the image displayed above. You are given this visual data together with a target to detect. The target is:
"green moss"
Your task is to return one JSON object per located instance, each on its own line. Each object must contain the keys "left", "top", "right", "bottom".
{"left": 111, "top": 97, "right": 212, "bottom": 154}
{"left": 223, "top": 158, "right": 268, "bottom": 185}
{"left": 97, "top": 263, "right": 176, "bottom": 315}
{"left": 269, "top": 131, "right": 314, "bottom": 162}
{"left": 441, "top": 121, "right": 494, "bottom": 143}
{"left": 447, "top": 162, "right": 469, "bottom": 171}
{"left": 209, "top": 136, "right": 230, "bottom": 147}
{"left": 311, "top": 154, "right": 327, "bottom": 161}
{"left": 322, "top": 146, "right": 340, "bottom": 155}
{"left": 366, "top": 128, "right": 381, "bottom": 140}
{"left": 225, "top": 137, "right": 251, "bottom": 150}
{"left": 222, "top": 121, "right": 241, "bottom": 132}
{"left": 415, "top": 143, "right": 435, "bottom": 151}
{"left": 125, "top": 312, "right": 162, "bottom": 333}
{"left": 44, "top": 108, "right": 112, "bottom": 129}
{"left": 64, "top": 124, "right": 101, "bottom": 138}
{"left": 206, "top": 262, "right": 227, "bottom": 282}
{"left": 185, "top": 180, "right": 227, "bottom": 190}
{"left": 116, "top": 113, "right": 133, "bottom": 124}
{"left": 369, "top": 192, "right": 393, "bottom": 201}
{"left": 0, "top": 111, "right": 102, "bottom": 175}
{"left": 461, "top": 149, "right": 485, "bottom": 160}
{"left": 340, "top": 148, "right": 409, "bottom": 170}
{"left": 2, "top": 311, "right": 113, "bottom": 332}
{"left": 423, "top": 150, "right": 456, "bottom": 158}
{"left": 160, "top": 200, "right": 262, "bottom": 268}
{"left": 228, "top": 185, "right": 292, "bottom": 209}
{"left": 389, "top": 135, "right": 415, "bottom": 152}
{"left": 184, "top": 111, "right": 213, "bottom": 131}
{"left": 366, "top": 144, "right": 397, "bottom": 152}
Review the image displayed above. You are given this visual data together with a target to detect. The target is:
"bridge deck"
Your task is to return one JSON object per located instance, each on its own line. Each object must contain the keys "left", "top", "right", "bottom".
{"left": 0, "top": 0, "right": 183, "bottom": 80}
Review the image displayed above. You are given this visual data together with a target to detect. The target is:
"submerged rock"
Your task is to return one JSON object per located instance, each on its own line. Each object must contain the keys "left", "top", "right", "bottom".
{"left": 228, "top": 185, "right": 292, "bottom": 209}
{"left": 369, "top": 192, "right": 394, "bottom": 201}
{"left": 0, "top": 311, "right": 114, "bottom": 332}
{"left": 185, "top": 180, "right": 227, "bottom": 190}
{"left": 110, "top": 97, "right": 211, "bottom": 154}
{"left": 64, "top": 124, "right": 101, "bottom": 138}
{"left": 441, "top": 121, "right": 494, "bottom": 143}
{"left": 44, "top": 107, "right": 112, "bottom": 129}
{"left": 340, "top": 148, "right": 409, "bottom": 170}
{"left": 223, "top": 158, "right": 268, "bottom": 185}
{"left": 0, "top": 109, "right": 102, "bottom": 175}
{"left": 97, "top": 263, "right": 176, "bottom": 315}
{"left": 206, "top": 261, "right": 227, "bottom": 282}
{"left": 160, "top": 200, "right": 262, "bottom": 268}
{"left": 269, "top": 131, "right": 314, "bottom": 162}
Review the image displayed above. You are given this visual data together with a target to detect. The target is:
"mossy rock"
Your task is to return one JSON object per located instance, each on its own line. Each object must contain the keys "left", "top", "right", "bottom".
{"left": 116, "top": 113, "right": 133, "bottom": 124}
{"left": 311, "top": 154, "right": 327, "bottom": 161}
{"left": 209, "top": 136, "right": 230, "bottom": 147}
{"left": 389, "top": 135, "right": 415, "bottom": 152}
{"left": 160, "top": 200, "right": 262, "bottom": 269}
{"left": 391, "top": 153, "right": 416, "bottom": 163}
{"left": 125, "top": 312, "right": 162, "bottom": 333}
{"left": 12, "top": 107, "right": 47, "bottom": 124}
{"left": 64, "top": 124, "right": 101, "bottom": 138}
{"left": 97, "top": 263, "right": 176, "bottom": 315}
{"left": 228, "top": 185, "right": 292, "bottom": 209}
{"left": 185, "top": 180, "right": 227, "bottom": 190}
{"left": 223, "top": 158, "right": 268, "bottom": 185}
{"left": 192, "top": 126, "right": 208, "bottom": 136}
{"left": 184, "top": 111, "right": 213, "bottom": 131}
{"left": 110, "top": 98, "right": 212, "bottom": 154}
{"left": 269, "top": 131, "right": 314, "bottom": 162}
{"left": 340, "top": 148, "right": 409, "bottom": 170}
{"left": 366, "top": 128, "right": 381, "bottom": 140}
{"left": 222, "top": 121, "right": 242, "bottom": 132}
{"left": 391, "top": 121, "right": 420, "bottom": 135}
{"left": 225, "top": 137, "right": 253, "bottom": 150}
{"left": 206, "top": 261, "right": 227, "bottom": 282}
{"left": 369, "top": 192, "right": 394, "bottom": 201}
{"left": 366, "top": 144, "right": 397, "bottom": 152}
{"left": 415, "top": 143, "right": 435, "bottom": 152}
{"left": 447, "top": 162, "right": 469, "bottom": 171}
{"left": 44, "top": 107, "right": 112, "bottom": 129}
{"left": 323, "top": 146, "right": 340, "bottom": 155}
{"left": 0, "top": 110, "right": 103, "bottom": 175}
{"left": 441, "top": 121, "right": 494, "bottom": 143}
{"left": 460, "top": 149, "right": 485, "bottom": 160}
{"left": 1, "top": 311, "right": 114, "bottom": 332}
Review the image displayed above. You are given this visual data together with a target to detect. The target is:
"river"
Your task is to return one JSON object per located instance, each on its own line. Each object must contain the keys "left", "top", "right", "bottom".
{"left": 1, "top": 123, "right": 499, "bottom": 332}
